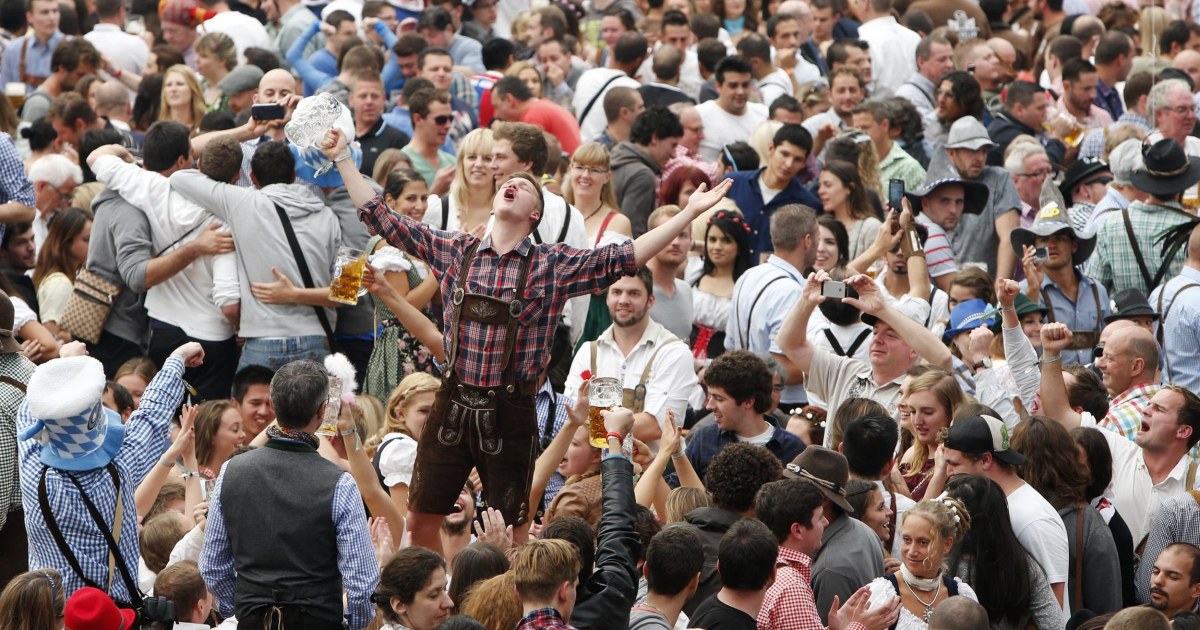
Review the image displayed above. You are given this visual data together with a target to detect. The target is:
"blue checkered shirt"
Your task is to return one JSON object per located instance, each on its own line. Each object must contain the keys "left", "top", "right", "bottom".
{"left": 673, "top": 421, "right": 806, "bottom": 486}
{"left": 200, "top": 449, "right": 379, "bottom": 629}
{"left": 1136, "top": 492, "right": 1200, "bottom": 603}
{"left": 536, "top": 381, "right": 571, "bottom": 508}
{"left": 18, "top": 356, "right": 184, "bottom": 602}
{"left": 0, "top": 131, "right": 34, "bottom": 243}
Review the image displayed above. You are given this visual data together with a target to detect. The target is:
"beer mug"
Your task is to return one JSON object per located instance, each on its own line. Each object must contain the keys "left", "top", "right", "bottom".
{"left": 587, "top": 377, "right": 623, "bottom": 448}
{"left": 5, "top": 82, "right": 25, "bottom": 110}
{"left": 315, "top": 375, "right": 342, "bottom": 437}
{"left": 329, "top": 247, "right": 368, "bottom": 305}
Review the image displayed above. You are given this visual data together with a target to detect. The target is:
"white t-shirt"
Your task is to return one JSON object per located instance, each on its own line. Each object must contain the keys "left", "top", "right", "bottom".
{"left": 1007, "top": 482, "right": 1070, "bottom": 586}
{"left": 695, "top": 99, "right": 769, "bottom": 163}
{"left": 758, "top": 67, "right": 795, "bottom": 109}
{"left": 736, "top": 424, "right": 775, "bottom": 446}
{"left": 377, "top": 432, "right": 418, "bottom": 488}
{"left": 759, "top": 178, "right": 783, "bottom": 206}
{"left": 197, "top": 12, "right": 271, "bottom": 62}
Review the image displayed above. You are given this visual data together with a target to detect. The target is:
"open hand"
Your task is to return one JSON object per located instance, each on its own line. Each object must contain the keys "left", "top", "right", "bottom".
{"left": 250, "top": 268, "right": 298, "bottom": 305}
{"left": 191, "top": 224, "right": 235, "bottom": 256}
{"left": 567, "top": 379, "right": 589, "bottom": 427}
{"left": 473, "top": 507, "right": 513, "bottom": 551}
{"left": 683, "top": 178, "right": 734, "bottom": 216}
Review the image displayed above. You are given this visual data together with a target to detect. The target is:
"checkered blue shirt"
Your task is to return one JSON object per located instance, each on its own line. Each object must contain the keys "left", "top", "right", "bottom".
{"left": 0, "top": 132, "right": 34, "bottom": 243}
{"left": 18, "top": 356, "right": 184, "bottom": 602}
{"left": 200, "top": 450, "right": 380, "bottom": 629}
{"left": 537, "top": 381, "right": 571, "bottom": 508}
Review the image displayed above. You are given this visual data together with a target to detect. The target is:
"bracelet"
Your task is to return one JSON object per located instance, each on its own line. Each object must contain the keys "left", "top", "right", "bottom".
{"left": 158, "top": 457, "right": 175, "bottom": 469}
{"left": 606, "top": 432, "right": 624, "bottom": 443}
{"left": 180, "top": 471, "right": 201, "bottom": 479}
{"left": 1001, "top": 305, "right": 1016, "bottom": 313}
{"left": 333, "top": 152, "right": 352, "bottom": 164}
{"left": 670, "top": 450, "right": 687, "bottom": 460}
{"left": 1041, "top": 355, "right": 1062, "bottom": 365}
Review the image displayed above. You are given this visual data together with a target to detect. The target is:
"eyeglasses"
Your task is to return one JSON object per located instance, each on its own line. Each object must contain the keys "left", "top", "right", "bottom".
{"left": 570, "top": 164, "right": 608, "bottom": 175}
{"left": 432, "top": 114, "right": 453, "bottom": 126}
{"left": 1166, "top": 105, "right": 1195, "bottom": 115}
{"left": 1017, "top": 169, "right": 1051, "bottom": 179}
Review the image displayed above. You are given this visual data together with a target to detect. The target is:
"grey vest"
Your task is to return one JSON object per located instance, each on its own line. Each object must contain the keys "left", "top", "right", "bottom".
{"left": 220, "top": 440, "right": 344, "bottom": 622}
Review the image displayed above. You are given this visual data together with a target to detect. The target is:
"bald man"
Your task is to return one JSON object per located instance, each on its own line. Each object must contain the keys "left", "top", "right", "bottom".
{"left": 1173, "top": 50, "right": 1200, "bottom": 96}
{"left": 927, "top": 596, "right": 989, "bottom": 630}
{"left": 1152, "top": 223, "right": 1200, "bottom": 395}
{"left": 1096, "top": 325, "right": 1165, "bottom": 443}
{"left": 93, "top": 81, "right": 133, "bottom": 134}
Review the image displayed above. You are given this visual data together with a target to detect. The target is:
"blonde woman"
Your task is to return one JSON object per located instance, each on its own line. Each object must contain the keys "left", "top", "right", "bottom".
{"left": 158, "top": 65, "right": 206, "bottom": 134}
{"left": 506, "top": 60, "right": 572, "bottom": 110}
{"left": 896, "top": 369, "right": 966, "bottom": 501}
{"left": 193, "top": 32, "right": 236, "bottom": 110}
{"left": 373, "top": 373, "right": 441, "bottom": 519}
{"left": 562, "top": 143, "right": 630, "bottom": 245}
{"left": 422, "top": 128, "right": 495, "bottom": 234}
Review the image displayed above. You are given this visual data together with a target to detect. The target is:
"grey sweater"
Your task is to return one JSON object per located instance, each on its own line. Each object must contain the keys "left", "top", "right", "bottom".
{"left": 611, "top": 142, "right": 662, "bottom": 238}
{"left": 170, "top": 171, "right": 342, "bottom": 339}
{"left": 88, "top": 188, "right": 152, "bottom": 348}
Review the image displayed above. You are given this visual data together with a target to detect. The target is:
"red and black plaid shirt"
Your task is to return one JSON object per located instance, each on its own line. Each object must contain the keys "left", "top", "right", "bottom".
{"left": 517, "top": 607, "right": 577, "bottom": 630}
{"left": 358, "top": 195, "right": 637, "bottom": 387}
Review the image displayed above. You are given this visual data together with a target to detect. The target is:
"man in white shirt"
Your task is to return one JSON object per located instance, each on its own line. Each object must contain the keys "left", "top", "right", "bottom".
{"left": 738, "top": 32, "right": 793, "bottom": 108}
{"left": 768, "top": 7, "right": 822, "bottom": 87}
{"left": 574, "top": 31, "right": 646, "bottom": 143}
{"left": 852, "top": 0, "right": 919, "bottom": 94}
{"left": 894, "top": 34, "right": 954, "bottom": 119}
{"left": 193, "top": 0, "right": 271, "bottom": 62}
{"left": 154, "top": 561, "right": 219, "bottom": 630}
{"left": 943, "top": 413, "right": 1070, "bottom": 608}
{"left": 563, "top": 269, "right": 697, "bottom": 449}
{"left": 726, "top": 204, "right": 817, "bottom": 413}
{"left": 83, "top": 0, "right": 148, "bottom": 79}
{"left": 695, "top": 56, "right": 769, "bottom": 162}
{"left": 89, "top": 125, "right": 239, "bottom": 400}
{"left": 1038, "top": 322, "right": 1200, "bottom": 547}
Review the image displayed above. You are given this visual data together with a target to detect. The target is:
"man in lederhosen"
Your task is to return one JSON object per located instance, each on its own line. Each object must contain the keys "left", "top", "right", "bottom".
{"left": 322, "top": 127, "right": 733, "bottom": 552}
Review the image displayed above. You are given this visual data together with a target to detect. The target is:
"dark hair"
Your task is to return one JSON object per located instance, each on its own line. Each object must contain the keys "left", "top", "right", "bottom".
{"left": 132, "top": 73, "right": 163, "bottom": 132}
{"left": 613, "top": 31, "right": 648, "bottom": 65}
{"left": 1047, "top": 34, "right": 1083, "bottom": 66}
{"left": 766, "top": 12, "right": 797, "bottom": 39}
{"left": 0, "top": 0, "right": 25, "bottom": 33}
{"left": 944, "top": 474, "right": 1034, "bottom": 626}
{"left": 482, "top": 38, "right": 514, "bottom": 71}
{"left": 250, "top": 141, "right": 295, "bottom": 187}
{"left": 1123, "top": 72, "right": 1154, "bottom": 108}
{"left": 103, "top": 380, "right": 134, "bottom": 416}
{"left": 826, "top": 39, "right": 865, "bottom": 66}
{"left": 142, "top": 120, "right": 191, "bottom": 173}
{"left": 448, "top": 543, "right": 508, "bottom": 612}
{"left": 437, "top": 616, "right": 486, "bottom": 630}
{"left": 645, "top": 526, "right": 704, "bottom": 596}
{"left": 269, "top": 360, "right": 328, "bottom": 429}
{"left": 50, "top": 38, "right": 99, "bottom": 73}
{"left": 1010, "top": 416, "right": 1088, "bottom": 509}
{"left": 492, "top": 75, "right": 533, "bottom": 102}
{"left": 691, "top": 13, "right": 721, "bottom": 41}
{"left": 77, "top": 127, "right": 121, "bottom": 183}
{"left": 150, "top": 45, "right": 185, "bottom": 72}
{"left": 540, "top": 515, "right": 596, "bottom": 583}
{"left": 418, "top": 46, "right": 453, "bottom": 71}
{"left": 659, "top": 166, "right": 712, "bottom": 207}
{"left": 939, "top": 70, "right": 984, "bottom": 120}
{"left": 1, "top": 221, "right": 30, "bottom": 252}
{"left": 903, "top": 9, "right": 933, "bottom": 34}
{"left": 714, "top": 56, "right": 753, "bottom": 85}
{"left": 630, "top": 107, "right": 683, "bottom": 145}
{"left": 49, "top": 92, "right": 96, "bottom": 128}
{"left": 696, "top": 38, "right": 728, "bottom": 74}
{"left": 662, "top": 8, "right": 688, "bottom": 29}
{"left": 1063, "top": 364, "right": 1109, "bottom": 419}
{"left": 721, "top": 141, "right": 760, "bottom": 172}
{"left": 773, "top": 123, "right": 812, "bottom": 154}
{"left": 1162, "top": 19, "right": 1191, "bottom": 54}
{"left": 841, "top": 413, "right": 900, "bottom": 478}
{"left": 418, "top": 5, "right": 453, "bottom": 30}
{"left": 603, "top": 4, "right": 636, "bottom": 28}
{"left": 696, "top": 211, "right": 752, "bottom": 289}
{"left": 633, "top": 503, "right": 663, "bottom": 562}
{"left": 1094, "top": 30, "right": 1132, "bottom": 64}
{"left": 602, "top": 86, "right": 640, "bottom": 124}
{"left": 820, "top": 160, "right": 874, "bottom": 221}
{"left": 1165, "top": 384, "right": 1200, "bottom": 449}
{"left": 716, "top": 519, "right": 777, "bottom": 590}
{"left": 21, "top": 117, "right": 56, "bottom": 152}
{"left": 393, "top": 33, "right": 428, "bottom": 58}
{"left": 1062, "top": 57, "right": 1097, "bottom": 84}
{"left": 153, "top": 561, "right": 207, "bottom": 621}
{"left": 736, "top": 33, "right": 771, "bottom": 63}
{"left": 755, "top": 478, "right": 827, "bottom": 543}
{"left": 769, "top": 95, "right": 803, "bottom": 118}
{"left": 1070, "top": 426, "right": 1112, "bottom": 500}
{"left": 712, "top": 0, "right": 758, "bottom": 33}
{"left": 705, "top": 443, "right": 783, "bottom": 512}
{"left": 233, "top": 365, "right": 274, "bottom": 402}
{"left": 33, "top": 205, "right": 91, "bottom": 286}
{"left": 1163, "top": 543, "right": 1200, "bottom": 585}
{"left": 243, "top": 47, "right": 281, "bottom": 73}
{"left": 493, "top": 122, "right": 549, "bottom": 176}
{"left": 815, "top": 215, "right": 849, "bottom": 268}
{"left": 374, "top": 547, "right": 447, "bottom": 622}
{"left": 817, "top": 266, "right": 862, "bottom": 325}
{"left": 1004, "top": 80, "right": 1041, "bottom": 108}
{"left": 383, "top": 169, "right": 426, "bottom": 201}
{"left": 198, "top": 110, "right": 236, "bottom": 133}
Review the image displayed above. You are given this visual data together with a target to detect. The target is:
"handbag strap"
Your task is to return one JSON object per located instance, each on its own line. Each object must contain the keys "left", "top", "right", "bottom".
{"left": 272, "top": 202, "right": 335, "bottom": 344}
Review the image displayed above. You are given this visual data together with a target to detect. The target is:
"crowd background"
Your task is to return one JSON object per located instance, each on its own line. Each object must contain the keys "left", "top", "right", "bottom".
{"left": 5, "top": 0, "right": 1200, "bottom": 628}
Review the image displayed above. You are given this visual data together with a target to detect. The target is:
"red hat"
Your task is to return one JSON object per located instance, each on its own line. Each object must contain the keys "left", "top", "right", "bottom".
{"left": 158, "top": 0, "right": 213, "bottom": 27}
{"left": 64, "top": 588, "right": 137, "bottom": 630}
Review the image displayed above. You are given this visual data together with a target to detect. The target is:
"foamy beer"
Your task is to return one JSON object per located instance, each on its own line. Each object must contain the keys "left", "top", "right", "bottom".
{"left": 329, "top": 247, "right": 367, "bottom": 305}
{"left": 5, "top": 83, "right": 25, "bottom": 110}
{"left": 588, "top": 377, "right": 623, "bottom": 447}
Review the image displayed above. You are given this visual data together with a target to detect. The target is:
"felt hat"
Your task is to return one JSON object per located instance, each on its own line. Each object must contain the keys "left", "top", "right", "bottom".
{"left": 1131, "top": 138, "right": 1200, "bottom": 198}
{"left": 944, "top": 414, "right": 1026, "bottom": 465}
{"left": 158, "top": 0, "right": 211, "bottom": 27}
{"left": 19, "top": 356, "right": 124, "bottom": 471}
{"left": 1104, "top": 288, "right": 1159, "bottom": 324}
{"left": 945, "top": 116, "right": 996, "bottom": 151}
{"left": 1010, "top": 202, "right": 1097, "bottom": 266}
{"left": 943, "top": 298, "right": 997, "bottom": 342}
{"left": 217, "top": 65, "right": 264, "bottom": 96}
{"left": 906, "top": 177, "right": 990, "bottom": 217}
{"left": 0, "top": 289, "right": 23, "bottom": 354}
{"left": 783, "top": 446, "right": 855, "bottom": 514}
{"left": 1013, "top": 292, "right": 1048, "bottom": 318}
{"left": 1058, "top": 156, "right": 1111, "bottom": 202}
{"left": 64, "top": 587, "right": 137, "bottom": 630}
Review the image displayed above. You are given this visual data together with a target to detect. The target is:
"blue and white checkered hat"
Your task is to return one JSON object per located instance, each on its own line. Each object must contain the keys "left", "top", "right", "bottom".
{"left": 19, "top": 356, "right": 124, "bottom": 472}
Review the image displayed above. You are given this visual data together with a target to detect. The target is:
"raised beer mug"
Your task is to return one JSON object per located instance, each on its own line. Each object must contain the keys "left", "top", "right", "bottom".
{"left": 329, "top": 247, "right": 368, "bottom": 305}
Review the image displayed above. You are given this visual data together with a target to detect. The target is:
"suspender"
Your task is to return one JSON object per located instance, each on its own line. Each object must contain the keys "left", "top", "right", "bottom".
{"left": 1157, "top": 282, "right": 1200, "bottom": 384}
{"left": 1039, "top": 282, "right": 1101, "bottom": 329}
{"left": 440, "top": 195, "right": 451, "bottom": 231}
{"left": 446, "top": 241, "right": 534, "bottom": 383}
{"left": 589, "top": 335, "right": 682, "bottom": 412}
{"left": 1123, "top": 208, "right": 1189, "bottom": 291}
{"left": 739, "top": 274, "right": 795, "bottom": 348}
{"left": 531, "top": 203, "right": 572, "bottom": 245}
{"left": 823, "top": 327, "right": 871, "bottom": 358}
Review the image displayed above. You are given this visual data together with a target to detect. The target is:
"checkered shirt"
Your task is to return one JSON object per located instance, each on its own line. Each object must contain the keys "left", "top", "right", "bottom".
{"left": 1088, "top": 200, "right": 1193, "bottom": 295}
{"left": 517, "top": 607, "right": 577, "bottom": 630}
{"left": 17, "top": 356, "right": 184, "bottom": 601}
{"left": 1136, "top": 492, "right": 1200, "bottom": 603}
{"left": 758, "top": 546, "right": 865, "bottom": 630}
{"left": 358, "top": 194, "right": 637, "bottom": 387}
{"left": 0, "top": 353, "right": 33, "bottom": 529}
{"left": 0, "top": 132, "right": 34, "bottom": 243}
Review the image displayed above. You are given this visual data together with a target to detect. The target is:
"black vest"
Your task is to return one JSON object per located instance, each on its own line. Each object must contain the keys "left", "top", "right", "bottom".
{"left": 220, "top": 440, "right": 344, "bottom": 622}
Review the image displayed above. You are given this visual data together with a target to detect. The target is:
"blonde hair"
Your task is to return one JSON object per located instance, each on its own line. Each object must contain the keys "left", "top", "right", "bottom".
{"left": 562, "top": 142, "right": 618, "bottom": 211}
{"left": 194, "top": 31, "right": 237, "bottom": 71}
{"left": 902, "top": 496, "right": 971, "bottom": 564}
{"left": 903, "top": 368, "right": 965, "bottom": 477}
{"left": 451, "top": 128, "right": 495, "bottom": 212}
{"left": 356, "top": 394, "right": 386, "bottom": 448}
{"left": 506, "top": 61, "right": 543, "bottom": 97}
{"left": 159, "top": 65, "right": 207, "bottom": 130}
{"left": 512, "top": 539, "right": 581, "bottom": 602}
{"left": 749, "top": 120, "right": 783, "bottom": 166}
{"left": 139, "top": 512, "right": 189, "bottom": 573}
{"left": 372, "top": 148, "right": 414, "bottom": 184}
{"left": 115, "top": 356, "right": 158, "bottom": 384}
{"left": 459, "top": 573, "right": 522, "bottom": 630}
{"left": 665, "top": 486, "right": 710, "bottom": 523}
{"left": 1139, "top": 7, "right": 1170, "bottom": 60}
{"left": 1102, "top": 123, "right": 1148, "bottom": 161}
{"left": 377, "top": 372, "right": 441, "bottom": 442}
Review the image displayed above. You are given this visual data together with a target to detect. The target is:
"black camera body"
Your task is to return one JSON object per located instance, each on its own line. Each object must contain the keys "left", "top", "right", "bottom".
{"left": 138, "top": 596, "right": 177, "bottom": 627}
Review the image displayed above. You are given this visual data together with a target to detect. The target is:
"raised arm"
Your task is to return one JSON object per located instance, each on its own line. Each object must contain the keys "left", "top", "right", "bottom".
{"left": 775, "top": 269, "right": 831, "bottom": 375}
{"left": 363, "top": 264, "right": 446, "bottom": 362}
{"left": 844, "top": 275, "right": 952, "bottom": 370}
{"left": 324, "top": 128, "right": 386, "bottom": 209}
{"left": 333, "top": 399, "right": 406, "bottom": 548}
{"left": 529, "top": 381, "right": 587, "bottom": 513}
{"left": 633, "top": 179, "right": 733, "bottom": 265}
{"left": 997, "top": 278, "right": 1040, "bottom": 411}
{"left": 1038, "top": 323, "right": 1081, "bottom": 428}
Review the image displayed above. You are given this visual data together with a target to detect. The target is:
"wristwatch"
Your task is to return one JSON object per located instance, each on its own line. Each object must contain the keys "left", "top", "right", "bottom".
{"left": 971, "top": 357, "right": 992, "bottom": 372}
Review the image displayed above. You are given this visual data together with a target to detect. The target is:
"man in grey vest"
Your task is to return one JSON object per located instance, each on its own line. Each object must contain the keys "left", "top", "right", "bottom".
{"left": 200, "top": 360, "right": 378, "bottom": 630}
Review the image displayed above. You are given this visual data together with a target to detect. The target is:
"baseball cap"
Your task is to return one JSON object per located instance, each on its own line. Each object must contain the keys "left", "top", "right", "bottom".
{"left": 944, "top": 414, "right": 1026, "bottom": 465}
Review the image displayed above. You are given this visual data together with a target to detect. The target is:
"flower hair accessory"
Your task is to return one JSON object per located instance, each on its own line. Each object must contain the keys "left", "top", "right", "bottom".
{"left": 711, "top": 210, "right": 752, "bottom": 234}
{"left": 580, "top": 370, "right": 592, "bottom": 381}
{"left": 940, "top": 497, "right": 961, "bottom": 523}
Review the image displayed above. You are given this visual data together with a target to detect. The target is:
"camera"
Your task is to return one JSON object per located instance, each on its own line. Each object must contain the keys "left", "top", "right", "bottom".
{"left": 1034, "top": 246, "right": 1049, "bottom": 264}
{"left": 137, "top": 596, "right": 177, "bottom": 628}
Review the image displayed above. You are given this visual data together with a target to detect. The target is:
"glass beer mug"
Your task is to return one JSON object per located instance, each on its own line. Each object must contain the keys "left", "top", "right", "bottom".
{"left": 587, "top": 377, "right": 623, "bottom": 448}
{"left": 329, "top": 247, "right": 368, "bottom": 305}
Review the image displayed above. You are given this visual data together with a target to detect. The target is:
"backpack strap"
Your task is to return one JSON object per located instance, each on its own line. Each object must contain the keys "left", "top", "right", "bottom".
{"left": 273, "top": 202, "right": 334, "bottom": 345}
{"left": 1157, "top": 282, "right": 1200, "bottom": 383}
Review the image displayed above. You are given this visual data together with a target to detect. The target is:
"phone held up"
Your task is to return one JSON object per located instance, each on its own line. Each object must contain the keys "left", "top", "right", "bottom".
{"left": 888, "top": 178, "right": 905, "bottom": 212}
{"left": 251, "top": 103, "right": 286, "bottom": 121}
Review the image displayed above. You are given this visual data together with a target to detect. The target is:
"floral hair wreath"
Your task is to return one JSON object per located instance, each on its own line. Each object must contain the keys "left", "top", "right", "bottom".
{"left": 710, "top": 210, "right": 752, "bottom": 234}
{"left": 939, "top": 496, "right": 962, "bottom": 523}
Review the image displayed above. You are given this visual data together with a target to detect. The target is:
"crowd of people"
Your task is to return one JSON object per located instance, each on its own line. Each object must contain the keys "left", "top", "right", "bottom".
{"left": 3, "top": 0, "right": 1200, "bottom": 628}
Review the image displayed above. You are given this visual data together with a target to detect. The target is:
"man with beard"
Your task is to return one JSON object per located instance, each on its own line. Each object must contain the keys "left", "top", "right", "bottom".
{"left": 1146, "top": 543, "right": 1200, "bottom": 618}
{"left": 801, "top": 67, "right": 865, "bottom": 147}
{"left": 726, "top": 205, "right": 818, "bottom": 414}
{"left": 20, "top": 38, "right": 98, "bottom": 123}
{"left": 928, "top": 116, "right": 1023, "bottom": 278}
{"left": 563, "top": 270, "right": 697, "bottom": 447}
{"left": 440, "top": 480, "right": 478, "bottom": 565}
{"left": 1058, "top": 58, "right": 1112, "bottom": 132}
{"left": 987, "top": 81, "right": 1070, "bottom": 167}
{"left": 695, "top": 56, "right": 769, "bottom": 162}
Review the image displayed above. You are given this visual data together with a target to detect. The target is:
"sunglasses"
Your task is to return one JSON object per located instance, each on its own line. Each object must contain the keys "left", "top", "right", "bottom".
{"left": 431, "top": 114, "right": 453, "bottom": 126}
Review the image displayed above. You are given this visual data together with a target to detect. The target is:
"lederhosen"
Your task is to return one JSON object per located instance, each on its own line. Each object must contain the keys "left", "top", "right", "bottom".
{"left": 408, "top": 241, "right": 540, "bottom": 525}
{"left": 1041, "top": 283, "right": 1102, "bottom": 350}
{"left": 18, "top": 38, "right": 45, "bottom": 88}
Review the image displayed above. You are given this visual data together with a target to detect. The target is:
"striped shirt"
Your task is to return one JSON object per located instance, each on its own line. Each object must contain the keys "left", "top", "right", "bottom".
{"left": 357, "top": 194, "right": 637, "bottom": 386}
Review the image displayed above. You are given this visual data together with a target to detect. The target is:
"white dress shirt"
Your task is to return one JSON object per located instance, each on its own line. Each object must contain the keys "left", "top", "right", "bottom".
{"left": 725, "top": 254, "right": 805, "bottom": 402}
{"left": 857, "top": 16, "right": 920, "bottom": 95}
{"left": 84, "top": 24, "right": 149, "bottom": 76}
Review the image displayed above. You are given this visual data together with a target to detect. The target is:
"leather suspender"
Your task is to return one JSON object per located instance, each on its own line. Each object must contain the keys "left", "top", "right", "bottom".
{"left": 823, "top": 328, "right": 871, "bottom": 358}
{"left": 1123, "top": 208, "right": 1189, "bottom": 291}
{"left": 739, "top": 274, "right": 793, "bottom": 348}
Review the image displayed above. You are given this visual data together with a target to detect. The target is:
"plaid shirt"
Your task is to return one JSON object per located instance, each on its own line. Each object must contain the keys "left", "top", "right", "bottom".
{"left": 517, "top": 607, "right": 577, "bottom": 630}
{"left": 0, "top": 132, "right": 33, "bottom": 243}
{"left": 1088, "top": 200, "right": 1193, "bottom": 295}
{"left": 19, "top": 356, "right": 184, "bottom": 602}
{"left": 758, "top": 547, "right": 866, "bottom": 630}
{"left": 1137, "top": 492, "right": 1200, "bottom": 603}
{"left": 358, "top": 195, "right": 637, "bottom": 387}
{"left": 0, "top": 352, "right": 33, "bottom": 529}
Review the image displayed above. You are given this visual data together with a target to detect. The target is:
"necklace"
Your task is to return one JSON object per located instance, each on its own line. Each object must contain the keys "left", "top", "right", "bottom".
{"left": 583, "top": 201, "right": 606, "bottom": 221}
{"left": 902, "top": 573, "right": 943, "bottom": 622}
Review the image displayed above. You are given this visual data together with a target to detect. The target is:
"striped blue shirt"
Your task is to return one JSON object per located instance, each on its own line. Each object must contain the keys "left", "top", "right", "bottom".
{"left": 1150, "top": 265, "right": 1200, "bottom": 393}
{"left": 18, "top": 356, "right": 184, "bottom": 602}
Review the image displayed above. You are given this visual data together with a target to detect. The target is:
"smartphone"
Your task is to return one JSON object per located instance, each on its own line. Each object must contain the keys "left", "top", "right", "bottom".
{"left": 888, "top": 178, "right": 905, "bottom": 212}
{"left": 1034, "top": 246, "right": 1049, "bottom": 264}
{"left": 251, "top": 103, "right": 286, "bottom": 121}
{"left": 821, "top": 280, "right": 847, "bottom": 299}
